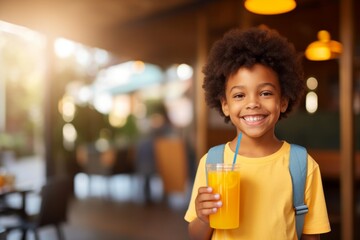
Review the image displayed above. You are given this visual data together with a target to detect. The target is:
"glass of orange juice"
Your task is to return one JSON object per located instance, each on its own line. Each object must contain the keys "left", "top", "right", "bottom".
{"left": 207, "top": 163, "right": 240, "bottom": 229}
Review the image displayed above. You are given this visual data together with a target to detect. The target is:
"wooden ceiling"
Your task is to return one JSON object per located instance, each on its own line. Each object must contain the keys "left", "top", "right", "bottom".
{"left": 0, "top": 0, "right": 358, "bottom": 68}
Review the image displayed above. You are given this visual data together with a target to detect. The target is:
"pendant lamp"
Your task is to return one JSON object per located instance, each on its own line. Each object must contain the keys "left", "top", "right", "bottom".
{"left": 244, "top": 0, "right": 296, "bottom": 15}
{"left": 305, "top": 30, "right": 342, "bottom": 61}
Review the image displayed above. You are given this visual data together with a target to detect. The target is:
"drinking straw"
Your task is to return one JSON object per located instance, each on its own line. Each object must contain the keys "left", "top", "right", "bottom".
{"left": 232, "top": 132, "right": 242, "bottom": 164}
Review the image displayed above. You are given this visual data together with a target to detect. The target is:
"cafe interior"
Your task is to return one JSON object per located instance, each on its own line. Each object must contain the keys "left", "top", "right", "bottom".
{"left": 0, "top": 0, "right": 359, "bottom": 239}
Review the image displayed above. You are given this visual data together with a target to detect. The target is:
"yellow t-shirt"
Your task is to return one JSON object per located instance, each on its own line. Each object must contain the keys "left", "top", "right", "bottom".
{"left": 184, "top": 142, "right": 331, "bottom": 240}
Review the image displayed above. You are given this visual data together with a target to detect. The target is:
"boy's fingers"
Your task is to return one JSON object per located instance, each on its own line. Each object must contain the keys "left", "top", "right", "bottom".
{"left": 195, "top": 186, "right": 222, "bottom": 219}
{"left": 199, "top": 200, "right": 222, "bottom": 210}
{"left": 196, "top": 187, "right": 220, "bottom": 203}
{"left": 198, "top": 186, "right": 213, "bottom": 194}
{"left": 197, "top": 187, "right": 220, "bottom": 200}
{"left": 199, "top": 207, "right": 218, "bottom": 216}
{"left": 197, "top": 194, "right": 220, "bottom": 204}
{"left": 198, "top": 200, "right": 223, "bottom": 219}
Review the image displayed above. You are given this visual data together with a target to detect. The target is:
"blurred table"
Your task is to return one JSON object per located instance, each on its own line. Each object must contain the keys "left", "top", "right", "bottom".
{"left": 0, "top": 186, "right": 33, "bottom": 218}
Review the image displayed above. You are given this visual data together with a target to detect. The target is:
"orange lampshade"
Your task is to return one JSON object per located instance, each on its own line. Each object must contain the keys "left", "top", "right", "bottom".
{"left": 305, "top": 30, "right": 342, "bottom": 61}
{"left": 244, "top": 0, "right": 296, "bottom": 15}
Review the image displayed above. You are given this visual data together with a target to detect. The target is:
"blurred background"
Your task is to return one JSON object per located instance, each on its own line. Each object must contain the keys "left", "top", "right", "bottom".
{"left": 0, "top": 0, "right": 359, "bottom": 239}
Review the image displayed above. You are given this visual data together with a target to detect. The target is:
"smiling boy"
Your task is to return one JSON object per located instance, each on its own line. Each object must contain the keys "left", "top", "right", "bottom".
{"left": 184, "top": 27, "right": 331, "bottom": 240}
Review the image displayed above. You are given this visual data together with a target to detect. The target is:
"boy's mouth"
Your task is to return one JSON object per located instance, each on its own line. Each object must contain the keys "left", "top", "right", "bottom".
{"left": 242, "top": 115, "right": 266, "bottom": 123}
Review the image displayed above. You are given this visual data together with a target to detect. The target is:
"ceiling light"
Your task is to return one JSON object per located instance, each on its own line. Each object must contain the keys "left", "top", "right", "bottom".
{"left": 244, "top": 0, "right": 296, "bottom": 15}
{"left": 305, "top": 30, "right": 342, "bottom": 61}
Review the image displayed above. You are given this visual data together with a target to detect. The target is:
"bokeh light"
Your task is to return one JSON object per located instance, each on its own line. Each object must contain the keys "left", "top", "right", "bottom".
{"left": 306, "top": 92, "right": 318, "bottom": 113}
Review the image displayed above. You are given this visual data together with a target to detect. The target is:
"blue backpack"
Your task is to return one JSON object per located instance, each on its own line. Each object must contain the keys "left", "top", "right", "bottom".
{"left": 206, "top": 143, "right": 309, "bottom": 240}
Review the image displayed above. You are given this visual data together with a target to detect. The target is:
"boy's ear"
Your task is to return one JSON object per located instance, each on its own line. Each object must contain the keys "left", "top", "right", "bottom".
{"left": 221, "top": 98, "right": 230, "bottom": 116}
{"left": 280, "top": 97, "right": 289, "bottom": 113}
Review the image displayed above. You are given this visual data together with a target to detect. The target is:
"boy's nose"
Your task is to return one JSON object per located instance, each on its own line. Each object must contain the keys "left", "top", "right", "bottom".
{"left": 245, "top": 96, "right": 260, "bottom": 109}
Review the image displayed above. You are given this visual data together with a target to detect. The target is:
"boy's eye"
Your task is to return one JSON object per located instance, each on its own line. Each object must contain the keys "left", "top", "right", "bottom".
{"left": 233, "top": 93, "right": 245, "bottom": 99}
{"left": 260, "top": 91, "right": 273, "bottom": 97}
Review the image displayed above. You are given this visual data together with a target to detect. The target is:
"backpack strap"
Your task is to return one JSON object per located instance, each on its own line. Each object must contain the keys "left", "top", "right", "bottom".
{"left": 289, "top": 144, "right": 309, "bottom": 240}
{"left": 205, "top": 144, "right": 225, "bottom": 185}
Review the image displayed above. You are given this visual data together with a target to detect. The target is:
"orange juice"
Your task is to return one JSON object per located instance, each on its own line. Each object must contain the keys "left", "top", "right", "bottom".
{"left": 207, "top": 164, "right": 240, "bottom": 229}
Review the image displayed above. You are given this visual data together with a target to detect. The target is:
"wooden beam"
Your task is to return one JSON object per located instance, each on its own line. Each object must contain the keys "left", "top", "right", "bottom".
{"left": 339, "top": 0, "right": 355, "bottom": 239}
{"left": 0, "top": 46, "right": 5, "bottom": 131}
{"left": 44, "top": 37, "right": 56, "bottom": 179}
{"left": 195, "top": 13, "right": 208, "bottom": 161}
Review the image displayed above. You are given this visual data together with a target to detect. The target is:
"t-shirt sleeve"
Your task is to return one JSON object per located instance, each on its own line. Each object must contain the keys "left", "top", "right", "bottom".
{"left": 302, "top": 155, "right": 331, "bottom": 234}
{"left": 184, "top": 155, "right": 207, "bottom": 223}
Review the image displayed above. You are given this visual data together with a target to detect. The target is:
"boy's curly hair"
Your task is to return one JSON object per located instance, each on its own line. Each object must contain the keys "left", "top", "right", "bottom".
{"left": 202, "top": 26, "right": 305, "bottom": 123}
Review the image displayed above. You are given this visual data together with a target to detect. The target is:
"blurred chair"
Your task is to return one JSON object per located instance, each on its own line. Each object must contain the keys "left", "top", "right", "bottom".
{"left": 3, "top": 176, "right": 71, "bottom": 240}
{"left": 76, "top": 145, "right": 134, "bottom": 199}
{"left": 154, "top": 137, "right": 189, "bottom": 196}
{"left": 0, "top": 227, "right": 5, "bottom": 240}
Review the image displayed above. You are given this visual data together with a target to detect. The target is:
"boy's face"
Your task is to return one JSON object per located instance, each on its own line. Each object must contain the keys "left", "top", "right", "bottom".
{"left": 221, "top": 64, "right": 288, "bottom": 139}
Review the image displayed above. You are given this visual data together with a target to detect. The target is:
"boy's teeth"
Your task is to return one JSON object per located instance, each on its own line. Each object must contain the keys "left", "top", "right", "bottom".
{"left": 244, "top": 115, "right": 264, "bottom": 122}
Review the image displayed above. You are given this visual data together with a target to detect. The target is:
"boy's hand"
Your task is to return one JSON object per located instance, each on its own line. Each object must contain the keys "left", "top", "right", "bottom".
{"left": 195, "top": 186, "right": 222, "bottom": 224}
